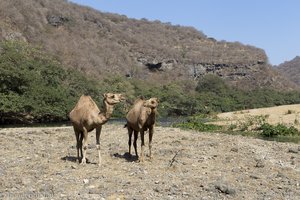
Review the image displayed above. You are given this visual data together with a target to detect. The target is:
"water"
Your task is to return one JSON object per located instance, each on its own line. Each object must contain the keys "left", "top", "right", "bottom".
{"left": 0, "top": 121, "right": 70, "bottom": 128}
{"left": 108, "top": 117, "right": 187, "bottom": 127}
{"left": 0, "top": 117, "right": 188, "bottom": 128}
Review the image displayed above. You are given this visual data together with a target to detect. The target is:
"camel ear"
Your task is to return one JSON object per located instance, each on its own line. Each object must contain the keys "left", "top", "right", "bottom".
{"left": 103, "top": 93, "right": 107, "bottom": 98}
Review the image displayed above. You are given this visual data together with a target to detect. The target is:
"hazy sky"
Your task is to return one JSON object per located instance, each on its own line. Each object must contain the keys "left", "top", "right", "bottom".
{"left": 69, "top": 0, "right": 300, "bottom": 65}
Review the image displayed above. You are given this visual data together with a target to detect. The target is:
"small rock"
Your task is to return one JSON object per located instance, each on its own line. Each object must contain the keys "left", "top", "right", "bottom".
{"left": 60, "top": 194, "right": 67, "bottom": 198}
{"left": 215, "top": 182, "right": 236, "bottom": 195}
{"left": 21, "top": 178, "right": 32, "bottom": 185}
{"left": 129, "top": 172, "right": 135, "bottom": 176}
{"left": 83, "top": 179, "right": 89, "bottom": 184}
{"left": 255, "top": 160, "right": 265, "bottom": 168}
{"left": 182, "top": 192, "right": 189, "bottom": 196}
{"left": 155, "top": 180, "right": 159, "bottom": 184}
{"left": 87, "top": 185, "right": 96, "bottom": 189}
{"left": 230, "top": 147, "right": 238, "bottom": 152}
{"left": 291, "top": 160, "right": 296, "bottom": 165}
{"left": 71, "top": 165, "right": 77, "bottom": 169}
{"left": 250, "top": 174, "right": 260, "bottom": 179}
{"left": 276, "top": 172, "right": 286, "bottom": 178}
{"left": 288, "top": 148, "right": 298, "bottom": 154}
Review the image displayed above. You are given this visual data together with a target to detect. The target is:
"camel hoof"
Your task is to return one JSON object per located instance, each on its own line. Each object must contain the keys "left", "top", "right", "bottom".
{"left": 81, "top": 158, "right": 87, "bottom": 164}
{"left": 146, "top": 154, "right": 153, "bottom": 159}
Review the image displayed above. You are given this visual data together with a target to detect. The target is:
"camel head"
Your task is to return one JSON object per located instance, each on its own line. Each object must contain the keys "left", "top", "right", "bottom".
{"left": 103, "top": 93, "right": 126, "bottom": 105}
{"left": 143, "top": 97, "right": 159, "bottom": 110}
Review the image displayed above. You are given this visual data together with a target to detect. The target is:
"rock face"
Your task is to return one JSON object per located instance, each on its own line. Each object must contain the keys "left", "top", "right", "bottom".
{"left": 46, "top": 14, "right": 69, "bottom": 27}
{"left": 276, "top": 56, "right": 300, "bottom": 86}
{"left": 0, "top": 124, "right": 299, "bottom": 199}
{"left": 0, "top": 0, "right": 297, "bottom": 90}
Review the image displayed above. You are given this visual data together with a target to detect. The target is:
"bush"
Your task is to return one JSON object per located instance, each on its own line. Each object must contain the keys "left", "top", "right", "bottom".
{"left": 173, "top": 116, "right": 221, "bottom": 132}
{"left": 195, "top": 75, "right": 300, "bottom": 113}
{"left": 0, "top": 41, "right": 101, "bottom": 123}
{"left": 258, "top": 123, "right": 299, "bottom": 137}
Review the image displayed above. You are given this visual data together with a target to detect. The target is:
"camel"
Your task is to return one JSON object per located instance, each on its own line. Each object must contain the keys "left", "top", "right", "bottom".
{"left": 125, "top": 97, "right": 159, "bottom": 162}
{"left": 69, "top": 93, "right": 125, "bottom": 166}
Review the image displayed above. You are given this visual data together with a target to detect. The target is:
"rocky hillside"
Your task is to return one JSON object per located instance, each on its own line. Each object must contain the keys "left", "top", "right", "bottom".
{"left": 0, "top": 0, "right": 297, "bottom": 90}
{"left": 276, "top": 56, "right": 300, "bottom": 86}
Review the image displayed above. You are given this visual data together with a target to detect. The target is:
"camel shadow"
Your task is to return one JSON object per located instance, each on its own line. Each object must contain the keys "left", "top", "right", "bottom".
{"left": 61, "top": 156, "right": 96, "bottom": 165}
{"left": 113, "top": 152, "right": 139, "bottom": 162}
{"left": 61, "top": 155, "right": 77, "bottom": 163}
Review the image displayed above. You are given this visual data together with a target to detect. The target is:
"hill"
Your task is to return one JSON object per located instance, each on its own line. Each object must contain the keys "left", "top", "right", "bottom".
{"left": 276, "top": 56, "right": 300, "bottom": 86}
{"left": 0, "top": 0, "right": 297, "bottom": 90}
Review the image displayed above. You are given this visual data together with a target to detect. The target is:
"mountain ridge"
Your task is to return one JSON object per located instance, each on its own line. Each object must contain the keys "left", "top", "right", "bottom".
{"left": 0, "top": 0, "right": 297, "bottom": 90}
{"left": 276, "top": 56, "right": 300, "bottom": 86}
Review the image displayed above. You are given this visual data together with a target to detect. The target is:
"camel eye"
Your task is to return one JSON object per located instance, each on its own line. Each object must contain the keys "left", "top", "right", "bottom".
{"left": 111, "top": 95, "right": 115, "bottom": 98}
{"left": 151, "top": 100, "right": 155, "bottom": 104}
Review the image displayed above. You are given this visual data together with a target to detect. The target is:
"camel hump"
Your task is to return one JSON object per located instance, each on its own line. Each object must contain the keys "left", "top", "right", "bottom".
{"left": 69, "top": 95, "right": 100, "bottom": 119}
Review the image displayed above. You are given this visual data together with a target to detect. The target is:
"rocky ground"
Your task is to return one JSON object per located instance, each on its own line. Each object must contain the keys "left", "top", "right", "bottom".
{"left": 0, "top": 122, "right": 300, "bottom": 200}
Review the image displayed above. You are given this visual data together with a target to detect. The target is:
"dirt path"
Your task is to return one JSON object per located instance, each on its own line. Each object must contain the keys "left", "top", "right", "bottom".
{"left": 0, "top": 123, "right": 299, "bottom": 199}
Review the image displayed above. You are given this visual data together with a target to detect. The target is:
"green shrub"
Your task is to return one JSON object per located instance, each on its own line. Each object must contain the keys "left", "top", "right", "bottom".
{"left": 174, "top": 121, "right": 221, "bottom": 132}
{"left": 0, "top": 40, "right": 101, "bottom": 123}
{"left": 258, "top": 123, "right": 299, "bottom": 137}
{"left": 173, "top": 116, "right": 222, "bottom": 132}
{"left": 236, "top": 115, "right": 268, "bottom": 131}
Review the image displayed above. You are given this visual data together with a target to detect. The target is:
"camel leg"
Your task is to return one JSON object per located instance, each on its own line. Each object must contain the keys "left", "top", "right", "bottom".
{"left": 81, "top": 128, "right": 88, "bottom": 164}
{"left": 79, "top": 132, "right": 83, "bottom": 159}
{"left": 140, "top": 130, "right": 145, "bottom": 162}
{"left": 74, "top": 129, "right": 82, "bottom": 163}
{"left": 75, "top": 130, "right": 80, "bottom": 162}
{"left": 149, "top": 126, "right": 154, "bottom": 159}
{"left": 127, "top": 127, "right": 133, "bottom": 155}
{"left": 96, "top": 126, "right": 102, "bottom": 166}
{"left": 133, "top": 130, "right": 138, "bottom": 158}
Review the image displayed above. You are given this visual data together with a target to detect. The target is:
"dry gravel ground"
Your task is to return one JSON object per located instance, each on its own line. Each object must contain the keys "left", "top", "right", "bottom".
{"left": 0, "top": 123, "right": 300, "bottom": 200}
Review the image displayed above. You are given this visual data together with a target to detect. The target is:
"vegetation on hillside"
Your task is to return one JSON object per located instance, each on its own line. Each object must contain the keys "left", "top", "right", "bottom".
{"left": 0, "top": 41, "right": 100, "bottom": 123}
{"left": 1, "top": 41, "right": 300, "bottom": 124}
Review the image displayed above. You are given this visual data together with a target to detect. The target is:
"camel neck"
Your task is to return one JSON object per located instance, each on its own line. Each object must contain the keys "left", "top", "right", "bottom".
{"left": 150, "top": 108, "right": 157, "bottom": 118}
{"left": 101, "top": 100, "right": 114, "bottom": 120}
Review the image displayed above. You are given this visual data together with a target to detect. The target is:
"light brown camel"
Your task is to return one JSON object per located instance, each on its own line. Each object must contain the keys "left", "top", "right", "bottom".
{"left": 69, "top": 93, "right": 125, "bottom": 166}
{"left": 125, "top": 97, "right": 159, "bottom": 162}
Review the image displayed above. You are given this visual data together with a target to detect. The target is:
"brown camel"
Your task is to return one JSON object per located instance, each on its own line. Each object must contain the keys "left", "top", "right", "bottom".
{"left": 69, "top": 93, "right": 125, "bottom": 166}
{"left": 125, "top": 97, "right": 159, "bottom": 162}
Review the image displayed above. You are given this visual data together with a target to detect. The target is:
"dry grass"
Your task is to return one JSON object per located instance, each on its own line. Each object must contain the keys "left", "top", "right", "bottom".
{"left": 213, "top": 104, "right": 300, "bottom": 130}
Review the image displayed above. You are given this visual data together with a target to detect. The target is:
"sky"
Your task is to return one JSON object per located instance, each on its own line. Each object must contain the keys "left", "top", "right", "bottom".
{"left": 69, "top": 0, "right": 300, "bottom": 65}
